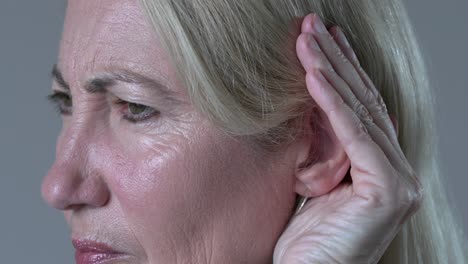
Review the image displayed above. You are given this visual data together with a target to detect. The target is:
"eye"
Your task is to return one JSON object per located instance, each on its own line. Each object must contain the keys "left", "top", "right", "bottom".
{"left": 115, "top": 99, "right": 159, "bottom": 123}
{"left": 47, "top": 91, "right": 72, "bottom": 115}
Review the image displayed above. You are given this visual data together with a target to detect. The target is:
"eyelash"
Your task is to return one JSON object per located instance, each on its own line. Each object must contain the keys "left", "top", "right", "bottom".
{"left": 47, "top": 91, "right": 72, "bottom": 115}
{"left": 114, "top": 98, "right": 159, "bottom": 123}
{"left": 47, "top": 91, "right": 159, "bottom": 123}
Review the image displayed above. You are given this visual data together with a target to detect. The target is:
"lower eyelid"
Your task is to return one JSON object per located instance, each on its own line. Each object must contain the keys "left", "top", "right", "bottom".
{"left": 124, "top": 107, "right": 158, "bottom": 122}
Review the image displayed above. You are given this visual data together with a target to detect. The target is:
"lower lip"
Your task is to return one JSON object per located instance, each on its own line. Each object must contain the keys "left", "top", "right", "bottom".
{"left": 75, "top": 251, "right": 125, "bottom": 264}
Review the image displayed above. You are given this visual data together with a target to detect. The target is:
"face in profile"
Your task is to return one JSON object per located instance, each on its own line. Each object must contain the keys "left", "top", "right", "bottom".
{"left": 41, "top": 0, "right": 298, "bottom": 263}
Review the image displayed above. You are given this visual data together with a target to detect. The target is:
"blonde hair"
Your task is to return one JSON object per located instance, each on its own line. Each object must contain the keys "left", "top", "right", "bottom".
{"left": 141, "top": 0, "right": 467, "bottom": 262}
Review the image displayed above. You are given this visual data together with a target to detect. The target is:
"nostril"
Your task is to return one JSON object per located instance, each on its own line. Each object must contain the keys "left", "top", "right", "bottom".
{"left": 42, "top": 125, "right": 111, "bottom": 210}
{"left": 77, "top": 175, "right": 111, "bottom": 208}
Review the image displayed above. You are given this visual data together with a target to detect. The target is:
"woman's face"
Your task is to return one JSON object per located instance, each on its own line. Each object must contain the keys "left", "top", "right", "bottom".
{"left": 41, "top": 0, "right": 298, "bottom": 263}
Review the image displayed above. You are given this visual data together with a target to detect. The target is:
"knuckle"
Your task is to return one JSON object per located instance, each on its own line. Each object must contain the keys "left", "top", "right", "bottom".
{"left": 352, "top": 113, "right": 371, "bottom": 138}
{"left": 338, "top": 51, "right": 348, "bottom": 64}
{"left": 375, "top": 102, "right": 389, "bottom": 117}
{"left": 357, "top": 122, "right": 370, "bottom": 137}
{"left": 362, "top": 86, "right": 375, "bottom": 103}
{"left": 409, "top": 175, "right": 424, "bottom": 209}
{"left": 399, "top": 189, "right": 424, "bottom": 221}
{"left": 405, "top": 186, "right": 423, "bottom": 210}
{"left": 361, "top": 85, "right": 388, "bottom": 116}
{"left": 353, "top": 101, "right": 373, "bottom": 125}
{"left": 334, "top": 44, "right": 348, "bottom": 63}
{"left": 324, "top": 63, "right": 336, "bottom": 73}
{"left": 411, "top": 187, "right": 424, "bottom": 211}
{"left": 373, "top": 94, "right": 389, "bottom": 115}
{"left": 359, "top": 171, "right": 424, "bottom": 221}
{"left": 399, "top": 173, "right": 425, "bottom": 215}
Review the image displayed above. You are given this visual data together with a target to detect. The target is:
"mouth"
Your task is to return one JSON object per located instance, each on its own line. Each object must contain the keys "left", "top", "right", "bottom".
{"left": 72, "top": 239, "right": 127, "bottom": 264}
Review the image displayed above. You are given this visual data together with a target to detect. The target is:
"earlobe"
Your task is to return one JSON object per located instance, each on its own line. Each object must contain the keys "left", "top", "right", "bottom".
{"left": 294, "top": 109, "right": 351, "bottom": 198}
{"left": 296, "top": 149, "right": 350, "bottom": 197}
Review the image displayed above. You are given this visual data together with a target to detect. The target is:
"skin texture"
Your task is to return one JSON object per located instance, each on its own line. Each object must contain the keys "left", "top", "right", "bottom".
{"left": 42, "top": 1, "right": 423, "bottom": 263}
{"left": 273, "top": 14, "right": 422, "bottom": 263}
{"left": 41, "top": 0, "right": 300, "bottom": 263}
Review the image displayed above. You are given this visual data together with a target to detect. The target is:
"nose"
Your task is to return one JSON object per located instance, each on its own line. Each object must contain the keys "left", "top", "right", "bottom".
{"left": 41, "top": 124, "right": 111, "bottom": 211}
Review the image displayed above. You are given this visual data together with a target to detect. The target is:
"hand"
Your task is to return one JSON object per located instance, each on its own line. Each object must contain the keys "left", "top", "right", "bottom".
{"left": 273, "top": 13, "right": 423, "bottom": 264}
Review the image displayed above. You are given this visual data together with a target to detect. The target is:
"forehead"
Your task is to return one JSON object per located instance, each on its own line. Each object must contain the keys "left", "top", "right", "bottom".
{"left": 59, "top": 0, "right": 175, "bottom": 89}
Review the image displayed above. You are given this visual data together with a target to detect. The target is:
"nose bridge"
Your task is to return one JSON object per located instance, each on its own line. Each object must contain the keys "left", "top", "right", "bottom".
{"left": 57, "top": 113, "right": 94, "bottom": 161}
{"left": 42, "top": 112, "right": 110, "bottom": 210}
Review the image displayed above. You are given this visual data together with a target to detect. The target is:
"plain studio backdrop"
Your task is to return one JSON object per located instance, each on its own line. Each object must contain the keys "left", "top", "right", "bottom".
{"left": 0, "top": 1, "right": 466, "bottom": 262}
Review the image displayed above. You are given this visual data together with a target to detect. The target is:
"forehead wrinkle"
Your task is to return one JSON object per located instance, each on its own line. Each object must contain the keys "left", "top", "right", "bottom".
{"left": 89, "top": 69, "right": 183, "bottom": 104}
{"left": 60, "top": 0, "right": 190, "bottom": 106}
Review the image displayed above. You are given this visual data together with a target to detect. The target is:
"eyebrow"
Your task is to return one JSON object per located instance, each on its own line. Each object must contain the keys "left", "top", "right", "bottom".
{"left": 51, "top": 64, "right": 183, "bottom": 104}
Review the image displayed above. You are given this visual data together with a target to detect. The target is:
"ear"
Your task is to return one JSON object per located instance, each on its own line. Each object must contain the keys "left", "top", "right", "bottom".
{"left": 294, "top": 110, "right": 399, "bottom": 198}
{"left": 294, "top": 108, "right": 351, "bottom": 198}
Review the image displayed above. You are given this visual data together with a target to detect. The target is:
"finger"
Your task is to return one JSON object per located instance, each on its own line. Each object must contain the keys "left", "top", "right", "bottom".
{"left": 330, "top": 26, "right": 401, "bottom": 148}
{"left": 330, "top": 27, "right": 409, "bottom": 169}
{"left": 305, "top": 69, "right": 408, "bottom": 197}
{"left": 296, "top": 34, "right": 411, "bottom": 177}
{"left": 302, "top": 14, "right": 400, "bottom": 152}
{"left": 296, "top": 33, "right": 359, "bottom": 121}
{"left": 326, "top": 26, "right": 421, "bottom": 200}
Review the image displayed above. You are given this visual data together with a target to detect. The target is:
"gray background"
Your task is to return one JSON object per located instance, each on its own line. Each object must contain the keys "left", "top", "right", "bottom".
{"left": 0, "top": 0, "right": 466, "bottom": 263}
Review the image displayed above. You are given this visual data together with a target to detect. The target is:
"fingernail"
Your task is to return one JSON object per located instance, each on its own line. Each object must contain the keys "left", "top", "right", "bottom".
{"left": 336, "top": 27, "right": 350, "bottom": 48}
{"left": 314, "top": 15, "right": 326, "bottom": 33}
{"left": 307, "top": 34, "right": 320, "bottom": 51}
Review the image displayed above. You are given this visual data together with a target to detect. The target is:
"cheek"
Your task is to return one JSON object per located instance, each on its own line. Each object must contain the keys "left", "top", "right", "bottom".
{"left": 104, "top": 119, "right": 295, "bottom": 260}
{"left": 103, "top": 121, "right": 240, "bottom": 248}
{"left": 107, "top": 123, "right": 194, "bottom": 217}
